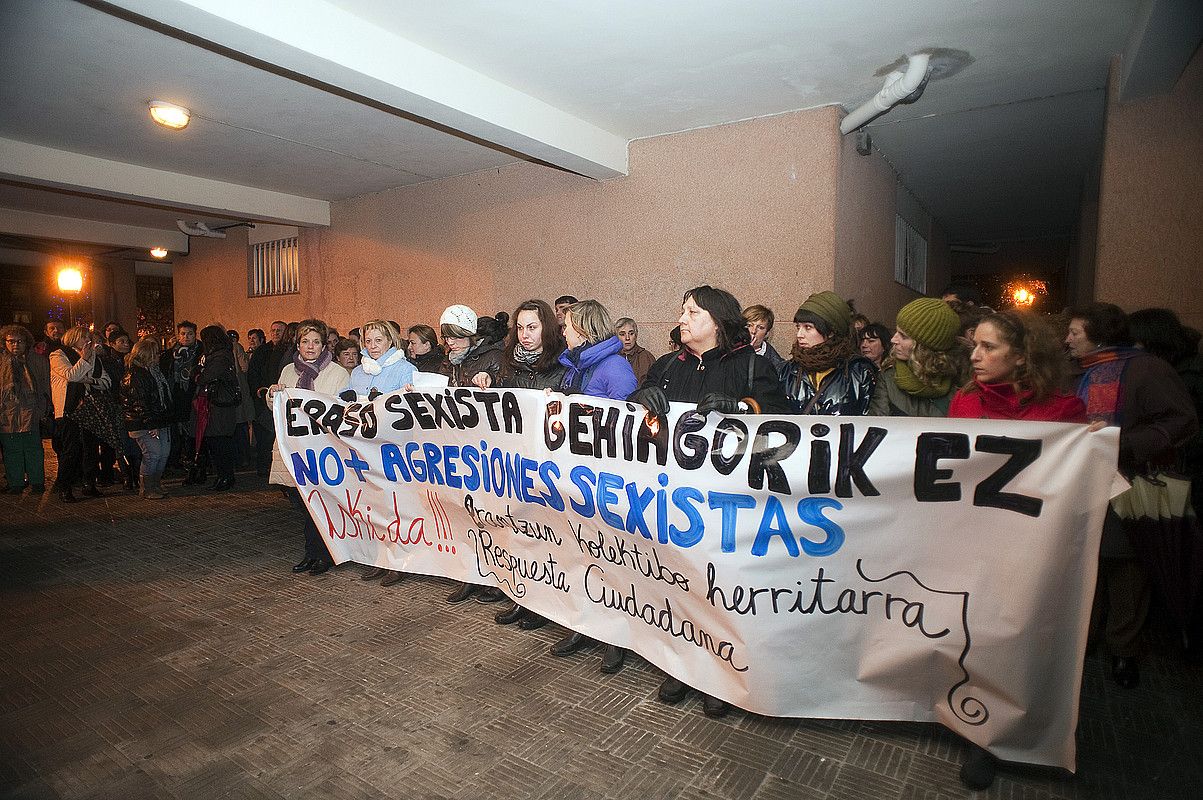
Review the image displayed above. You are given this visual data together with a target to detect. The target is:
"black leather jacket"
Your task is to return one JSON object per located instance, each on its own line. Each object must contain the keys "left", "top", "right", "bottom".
{"left": 121, "top": 365, "right": 173, "bottom": 431}
{"left": 641, "top": 345, "right": 789, "bottom": 413}
{"left": 781, "top": 356, "right": 877, "bottom": 415}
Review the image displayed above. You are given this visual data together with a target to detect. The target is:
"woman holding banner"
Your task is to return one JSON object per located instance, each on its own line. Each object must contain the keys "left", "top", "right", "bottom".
{"left": 546, "top": 300, "right": 639, "bottom": 673}
{"left": 341, "top": 320, "right": 415, "bottom": 588}
{"left": 475, "top": 300, "right": 567, "bottom": 627}
{"left": 630, "top": 285, "right": 788, "bottom": 717}
{"left": 441, "top": 304, "right": 504, "bottom": 604}
{"left": 268, "top": 319, "right": 350, "bottom": 577}
{"left": 948, "top": 309, "right": 1086, "bottom": 790}
{"left": 780, "top": 291, "right": 877, "bottom": 415}
{"left": 868, "top": 298, "right": 965, "bottom": 417}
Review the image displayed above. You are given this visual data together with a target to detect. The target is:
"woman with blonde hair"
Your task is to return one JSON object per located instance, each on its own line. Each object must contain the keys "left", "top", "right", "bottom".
{"left": 268, "top": 319, "right": 350, "bottom": 576}
{"left": 120, "top": 338, "right": 174, "bottom": 499}
{"left": 869, "top": 298, "right": 965, "bottom": 417}
{"left": 341, "top": 319, "right": 414, "bottom": 402}
{"left": 557, "top": 300, "right": 637, "bottom": 400}
{"left": 49, "top": 326, "right": 110, "bottom": 502}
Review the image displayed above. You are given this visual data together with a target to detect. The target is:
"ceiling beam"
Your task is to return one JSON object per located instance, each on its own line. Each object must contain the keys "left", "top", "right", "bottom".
{"left": 1119, "top": 0, "right": 1203, "bottom": 102}
{"left": 0, "top": 207, "right": 188, "bottom": 252}
{"left": 0, "top": 137, "right": 331, "bottom": 226}
{"left": 98, "top": 0, "right": 629, "bottom": 179}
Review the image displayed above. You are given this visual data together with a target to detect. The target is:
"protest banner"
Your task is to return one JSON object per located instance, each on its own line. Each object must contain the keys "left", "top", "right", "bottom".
{"left": 274, "top": 387, "right": 1119, "bottom": 770}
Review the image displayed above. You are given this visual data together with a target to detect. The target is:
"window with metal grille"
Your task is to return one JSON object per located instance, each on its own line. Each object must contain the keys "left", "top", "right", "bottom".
{"left": 894, "top": 215, "right": 928, "bottom": 294}
{"left": 249, "top": 237, "right": 300, "bottom": 297}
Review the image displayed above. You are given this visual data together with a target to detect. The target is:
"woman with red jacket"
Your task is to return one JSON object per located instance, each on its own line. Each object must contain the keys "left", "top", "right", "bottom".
{"left": 949, "top": 310, "right": 1085, "bottom": 423}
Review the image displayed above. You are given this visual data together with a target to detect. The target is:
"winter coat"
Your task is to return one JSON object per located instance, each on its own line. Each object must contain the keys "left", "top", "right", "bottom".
{"left": 411, "top": 346, "right": 445, "bottom": 374}
{"left": 622, "top": 345, "right": 657, "bottom": 385}
{"left": 345, "top": 347, "right": 415, "bottom": 397}
{"left": 160, "top": 343, "right": 201, "bottom": 421}
{"left": 781, "top": 356, "right": 877, "bottom": 416}
{"left": 1075, "top": 351, "right": 1199, "bottom": 474}
{"left": 948, "top": 381, "right": 1086, "bottom": 423}
{"left": 868, "top": 364, "right": 953, "bottom": 418}
{"left": 559, "top": 336, "right": 637, "bottom": 400}
{"left": 498, "top": 350, "right": 566, "bottom": 391}
{"left": 641, "top": 344, "right": 789, "bottom": 412}
{"left": 443, "top": 340, "right": 503, "bottom": 388}
{"left": 120, "top": 365, "right": 173, "bottom": 431}
{"left": 756, "top": 341, "right": 788, "bottom": 377}
{"left": 269, "top": 360, "right": 350, "bottom": 487}
{"left": 189, "top": 349, "right": 241, "bottom": 438}
{"left": 49, "top": 347, "right": 109, "bottom": 420}
{"left": 0, "top": 352, "right": 50, "bottom": 434}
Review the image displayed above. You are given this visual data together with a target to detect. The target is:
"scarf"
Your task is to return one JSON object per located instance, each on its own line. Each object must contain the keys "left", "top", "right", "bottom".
{"left": 513, "top": 344, "right": 542, "bottom": 366}
{"left": 448, "top": 340, "right": 478, "bottom": 366}
{"left": 361, "top": 347, "right": 407, "bottom": 376}
{"left": 791, "top": 335, "right": 854, "bottom": 373}
{"left": 173, "top": 343, "right": 199, "bottom": 386}
{"left": 1076, "top": 346, "right": 1139, "bottom": 426}
{"left": 893, "top": 359, "right": 951, "bottom": 399}
{"left": 293, "top": 348, "right": 332, "bottom": 390}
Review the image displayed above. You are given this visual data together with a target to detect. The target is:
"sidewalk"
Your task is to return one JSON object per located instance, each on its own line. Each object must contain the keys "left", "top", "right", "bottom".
{"left": 1, "top": 451, "right": 1200, "bottom": 799}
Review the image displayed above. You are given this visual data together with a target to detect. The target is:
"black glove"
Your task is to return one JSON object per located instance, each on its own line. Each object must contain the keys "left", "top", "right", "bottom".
{"left": 697, "top": 393, "right": 744, "bottom": 416}
{"left": 338, "top": 389, "right": 357, "bottom": 402}
{"left": 367, "top": 388, "right": 382, "bottom": 401}
{"left": 628, "top": 386, "right": 668, "bottom": 420}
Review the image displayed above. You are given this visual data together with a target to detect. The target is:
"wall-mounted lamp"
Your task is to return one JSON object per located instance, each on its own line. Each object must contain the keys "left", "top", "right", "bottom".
{"left": 149, "top": 247, "right": 168, "bottom": 259}
{"left": 149, "top": 100, "right": 190, "bottom": 130}
{"left": 57, "top": 267, "right": 83, "bottom": 292}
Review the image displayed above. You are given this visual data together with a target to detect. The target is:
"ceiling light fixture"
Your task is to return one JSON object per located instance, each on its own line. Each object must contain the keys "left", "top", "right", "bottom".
{"left": 150, "top": 247, "right": 168, "bottom": 259}
{"left": 149, "top": 100, "right": 190, "bottom": 130}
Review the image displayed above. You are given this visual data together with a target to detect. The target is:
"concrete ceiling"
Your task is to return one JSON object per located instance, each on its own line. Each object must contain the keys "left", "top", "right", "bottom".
{"left": 0, "top": 0, "right": 1187, "bottom": 264}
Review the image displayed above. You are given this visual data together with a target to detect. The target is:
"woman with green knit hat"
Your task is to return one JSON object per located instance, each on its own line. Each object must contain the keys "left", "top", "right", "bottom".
{"left": 869, "top": 297, "right": 967, "bottom": 417}
{"left": 781, "top": 290, "right": 877, "bottom": 415}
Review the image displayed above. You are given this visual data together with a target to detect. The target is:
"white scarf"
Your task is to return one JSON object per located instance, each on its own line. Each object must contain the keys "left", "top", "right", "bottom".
{"left": 361, "top": 347, "right": 407, "bottom": 376}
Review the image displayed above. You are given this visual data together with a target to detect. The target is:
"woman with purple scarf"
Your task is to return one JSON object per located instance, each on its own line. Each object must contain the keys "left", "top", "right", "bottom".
{"left": 1066, "top": 302, "right": 1198, "bottom": 690}
{"left": 268, "top": 319, "right": 350, "bottom": 576}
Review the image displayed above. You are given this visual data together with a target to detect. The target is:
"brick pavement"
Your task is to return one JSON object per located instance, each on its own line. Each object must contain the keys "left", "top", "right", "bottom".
{"left": 2, "top": 449, "right": 1201, "bottom": 799}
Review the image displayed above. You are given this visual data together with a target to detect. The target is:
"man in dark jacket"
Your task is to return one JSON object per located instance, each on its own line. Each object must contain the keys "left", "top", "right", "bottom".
{"left": 246, "top": 320, "right": 287, "bottom": 476}
{"left": 160, "top": 321, "right": 201, "bottom": 469}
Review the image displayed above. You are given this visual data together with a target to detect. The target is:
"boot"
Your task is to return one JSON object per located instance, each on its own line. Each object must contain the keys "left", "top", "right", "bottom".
{"left": 549, "top": 632, "right": 593, "bottom": 657}
{"left": 702, "top": 694, "right": 730, "bottom": 718}
{"left": 495, "top": 603, "right": 525, "bottom": 625}
{"left": 658, "top": 676, "right": 688, "bottom": 704}
{"left": 600, "top": 645, "right": 626, "bottom": 674}
{"left": 80, "top": 482, "right": 101, "bottom": 498}
{"left": 959, "top": 743, "right": 997, "bottom": 790}
{"left": 361, "top": 567, "right": 388, "bottom": 581}
{"left": 476, "top": 587, "right": 506, "bottom": 603}
{"left": 380, "top": 570, "right": 405, "bottom": 587}
{"left": 58, "top": 487, "right": 77, "bottom": 503}
{"left": 517, "top": 613, "right": 548, "bottom": 631}
{"left": 446, "top": 583, "right": 476, "bottom": 604}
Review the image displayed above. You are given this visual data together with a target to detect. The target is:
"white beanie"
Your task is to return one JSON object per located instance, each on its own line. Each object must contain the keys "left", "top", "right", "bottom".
{"left": 439, "top": 304, "right": 478, "bottom": 334}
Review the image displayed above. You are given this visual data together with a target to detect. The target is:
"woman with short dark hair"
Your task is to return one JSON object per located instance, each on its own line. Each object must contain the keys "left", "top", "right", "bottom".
{"left": 857, "top": 322, "right": 891, "bottom": 370}
{"left": 406, "top": 324, "right": 444, "bottom": 373}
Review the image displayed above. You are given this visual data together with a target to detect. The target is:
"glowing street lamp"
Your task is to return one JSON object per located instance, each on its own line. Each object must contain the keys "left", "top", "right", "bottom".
{"left": 57, "top": 266, "right": 83, "bottom": 325}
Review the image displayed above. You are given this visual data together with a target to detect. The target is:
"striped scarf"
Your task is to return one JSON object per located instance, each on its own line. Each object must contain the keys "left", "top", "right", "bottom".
{"left": 1076, "top": 347, "right": 1139, "bottom": 425}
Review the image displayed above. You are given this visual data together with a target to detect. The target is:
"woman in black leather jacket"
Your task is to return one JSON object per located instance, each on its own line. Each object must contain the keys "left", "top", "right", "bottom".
{"left": 120, "top": 338, "right": 173, "bottom": 499}
{"left": 780, "top": 291, "right": 877, "bottom": 415}
{"left": 477, "top": 299, "right": 567, "bottom": 624}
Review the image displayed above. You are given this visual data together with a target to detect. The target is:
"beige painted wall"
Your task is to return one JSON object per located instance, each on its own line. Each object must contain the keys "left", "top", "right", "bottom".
{"left": 175, "top": 104, "right": 930, "bottom": 353}
{"left": 1096, "top": 48, "right": 1203, "bottom": 330}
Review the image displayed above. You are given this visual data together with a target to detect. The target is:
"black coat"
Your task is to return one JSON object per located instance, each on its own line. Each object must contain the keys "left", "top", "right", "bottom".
{"left": 640, "top": 345, "right": 789, "bottom": 413}
{"left": 192, "top": 349, "right": 240, "bottom": 437}
{"left": 120, "top": 365, "right": 173, "bottom": 431}
{"left": 780, "top": 356, "right": 877, "bottom": 416}
{"left": 443, "top": 340, "right": 503, "bottom": 388}
{"left": 498, "top": 361, "right": 566, "bottom": 390}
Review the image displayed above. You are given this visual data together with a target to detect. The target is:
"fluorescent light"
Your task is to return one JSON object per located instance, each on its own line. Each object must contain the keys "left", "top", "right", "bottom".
{"left": 150, "top": 247, "right": 168, "bottom": 259}
{"left": 149, "top": 100, "right": 190, "bottom": 130}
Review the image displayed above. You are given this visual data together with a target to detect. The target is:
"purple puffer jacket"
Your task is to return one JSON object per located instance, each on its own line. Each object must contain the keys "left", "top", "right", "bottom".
{"left": 558, "top": 336, "right": 637, "bottom": 401}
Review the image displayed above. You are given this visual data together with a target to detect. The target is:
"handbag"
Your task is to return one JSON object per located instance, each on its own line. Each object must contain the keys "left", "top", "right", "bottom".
{"left": 68, "top": 383, "right": 124, "bottom": 452}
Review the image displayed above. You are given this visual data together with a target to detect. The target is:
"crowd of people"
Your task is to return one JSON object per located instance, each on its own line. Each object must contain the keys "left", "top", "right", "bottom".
{"left": 2, "top": 282, "right": 1201, "bottom": 790}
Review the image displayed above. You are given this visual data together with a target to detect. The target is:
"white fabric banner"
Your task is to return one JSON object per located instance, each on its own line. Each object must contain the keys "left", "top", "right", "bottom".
{"left": 274, "top": 387, "right": 1118, "bottom": 770}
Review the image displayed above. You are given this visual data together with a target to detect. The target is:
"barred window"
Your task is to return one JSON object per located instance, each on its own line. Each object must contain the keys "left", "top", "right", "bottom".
{"left": 249, "top": 237, "right": 299, "bottom": 297}
{"left": 894, "top": 215, "right": 928, "bottom": 294}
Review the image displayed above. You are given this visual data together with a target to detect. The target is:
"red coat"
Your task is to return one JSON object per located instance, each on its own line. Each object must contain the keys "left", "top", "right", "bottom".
{"left": 948, "top": 381, "right": 1086, "bottom": 423}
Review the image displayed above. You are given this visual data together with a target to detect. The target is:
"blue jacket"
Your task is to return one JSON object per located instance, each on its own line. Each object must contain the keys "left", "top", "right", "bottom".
{"left": 345, "top": 347, "right": 416, "bottom": 397}
{"left": 559, "top": 336, "right": 637, "bottom": 401}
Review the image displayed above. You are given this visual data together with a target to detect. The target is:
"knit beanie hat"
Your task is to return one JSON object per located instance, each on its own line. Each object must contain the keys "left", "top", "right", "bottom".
{"left": 439, "top": 304, "right": 478, "bottom": 335}
{"left": 797, "top": 291, "right": 852, "bottom": 336}
{"left": 895, "top": 298, "right": 959, "bottom": 352}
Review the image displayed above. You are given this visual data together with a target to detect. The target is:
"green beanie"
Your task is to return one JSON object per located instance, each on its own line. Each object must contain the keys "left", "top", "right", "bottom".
{"left": 798, "top": 291, "right": 852, "bottom": 336}
{"left": 896, "top": 298, "right": 959, "bottom": 352}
